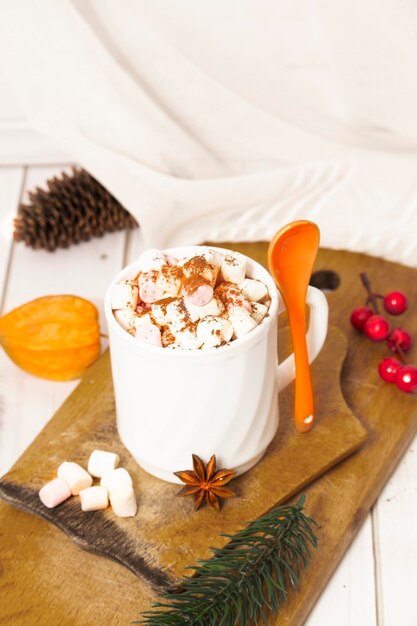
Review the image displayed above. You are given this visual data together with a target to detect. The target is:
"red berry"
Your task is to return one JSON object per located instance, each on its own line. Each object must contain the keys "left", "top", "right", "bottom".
{"left": 350, "top": 306, "right": 373, "bottom": 331}
{"left": 395, "top": 365, "right": 417, "bottom": 393}
{"left": 383, "top": 291, "right": 408, "bottom": 315}
{"left": 387, "top": 328, "right": 412, "bottom": 353}
{"left": 364, "top": 315, "right": 390, "bottom": 341}
{"left": 378, "top": 357, "right": 401, "bottom": 383}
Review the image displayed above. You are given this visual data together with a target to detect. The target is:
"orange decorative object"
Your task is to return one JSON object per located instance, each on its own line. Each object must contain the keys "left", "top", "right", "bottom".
{"left": 0, "top": 295, "right": 101, "bottom": 381}
{"left": 268, "top": 220, "right": 320, "bottom": 433}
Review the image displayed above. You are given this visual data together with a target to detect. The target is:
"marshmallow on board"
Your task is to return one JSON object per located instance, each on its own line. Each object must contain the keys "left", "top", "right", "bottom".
{"left": 101, "top": 467, "right": 133, "bottom": 492}
{"left": 88, "top": 450, "right": 120, "bottom": 478}
{"left": 57, "top": 461, "right": 92, "bottom": 495}
{"left": 79, "top": 486, "right": 109, "bottom": 512}
{"left": 109, "top": 485, "right": 137, "bottom": 518}
{"left": 39, "top": 477, "right": 72, "bottom": 508}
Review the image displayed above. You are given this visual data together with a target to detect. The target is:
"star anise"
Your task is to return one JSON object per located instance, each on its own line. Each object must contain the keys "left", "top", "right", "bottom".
{"left": 174, "top": 454, "right": 236, "bottom": 511}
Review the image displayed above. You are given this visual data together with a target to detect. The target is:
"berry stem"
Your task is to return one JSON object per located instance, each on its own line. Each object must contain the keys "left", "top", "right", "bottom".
{"left": 360, "top": 272, "right": 380, "bottom": 314}
{"left": 396, "top": 344, "right": 408, "bottom": 364}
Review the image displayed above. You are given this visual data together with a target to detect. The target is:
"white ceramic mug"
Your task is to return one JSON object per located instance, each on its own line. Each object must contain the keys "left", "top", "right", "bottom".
{"left": 104, "top": 246, "right": 328, "bottom": 483}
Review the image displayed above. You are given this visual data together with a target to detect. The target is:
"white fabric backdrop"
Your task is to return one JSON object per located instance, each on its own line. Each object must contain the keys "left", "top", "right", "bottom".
{"left": 0, "top": 0, "right": 417, "bottom": 263}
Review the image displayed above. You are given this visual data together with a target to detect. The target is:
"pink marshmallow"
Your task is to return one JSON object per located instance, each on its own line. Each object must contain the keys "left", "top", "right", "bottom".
{"left": 138, "top": 271, "right": 164, "bottom": 303}
{"left": 135, "top": 323, "right": 162, "bottom": 346}
{"left": 183, "top": 284, "right": 214, "bottom": 307}
{"left": 39, "top": 477, "right": 72, "bottom": 509}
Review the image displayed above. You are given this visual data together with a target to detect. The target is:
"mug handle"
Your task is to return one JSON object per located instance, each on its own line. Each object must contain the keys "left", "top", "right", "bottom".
{"left": 276, "top": 286, "right": 328, "bottom": 392}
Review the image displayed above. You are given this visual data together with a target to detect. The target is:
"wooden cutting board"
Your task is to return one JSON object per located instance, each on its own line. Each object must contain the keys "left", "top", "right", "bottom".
{"left": 1, "top": 246, "right": 417, "bottom": 626}
{"left": 0, "top": 327, "right": 365, "bottom": 586}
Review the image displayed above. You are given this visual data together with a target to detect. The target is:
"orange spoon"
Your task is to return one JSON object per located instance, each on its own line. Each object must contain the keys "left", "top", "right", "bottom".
{"left": 268, "top": 220, "right": 320, "bottom": 432}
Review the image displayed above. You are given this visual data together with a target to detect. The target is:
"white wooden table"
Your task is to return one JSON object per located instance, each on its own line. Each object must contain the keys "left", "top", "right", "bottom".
{"left": 0, "top": 163, "right": 416, "bottom": 626}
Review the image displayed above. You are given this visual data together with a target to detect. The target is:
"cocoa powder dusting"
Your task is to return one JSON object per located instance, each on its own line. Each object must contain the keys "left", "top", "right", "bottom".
{"left": 182, "top": 275, "right": 211, "bottom": 296}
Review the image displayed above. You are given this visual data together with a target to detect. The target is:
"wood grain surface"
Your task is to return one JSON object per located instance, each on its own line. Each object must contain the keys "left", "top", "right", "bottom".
{"left": 1, "top": 244, "right": 417, "bottom": 625}
{"left": 0, "top": 322, "right": 365, "bottom": 586}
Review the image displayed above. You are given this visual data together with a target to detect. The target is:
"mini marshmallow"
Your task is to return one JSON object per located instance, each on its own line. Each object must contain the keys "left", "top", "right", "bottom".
{"left": 174, "top": 324, "right": 203, "bottom": 350}
{"left": 221, "top": 252, "right": 246, "bottom": 284}
{"left": 182, "top": 256, "right": 218, "bottom": 287}
{"left": 251, "top": 302, "right": 269, "bottom": 324}
{"left": 161, "top": 328, "right": 176, "bottom": 347}
{"left": 187, "top": 296, "right": 225, "bottom": 320}
{"left": 182, "top": 278, "right": 214, "bottom": 307}
{"left": 165, "top": 299, "right": 192, "bottom": 329}
{"left": 134, "top": 311, "right": 155, "bottom": 328}
{"left": 109, "top": 485, "right": 137, "bottom": 518}
{"left": 57, "top": 462, "right": 92, "bottom": 496}
{"left": 156, "top": 264, "right": 183, "bottom": 296}
{"left": 201, "top": 247, "right": 222, "bottom": 268}
{"left": 79, "top": 486, "right": 109, "bottom": 512}
{"left": 138, "top": 248, "right": 166, "bottom": 272}
{"left": 114, "top": 309, "right": 138, "bottom": 332}
{"left": 228, "top": 307, "right": 258, "bottom": 338}
{"left": 138, "top": 271, "right": 165, "bottom": 304}
{"left": 39, "top": 477, "right": 71, "bottom": 509}
{"left": 239, "top": 278, "right": 269, "bottom": 302}
{"left": 111, "top": 282, "right": 139, "bottom": 311}
{"left": 197, "top": 315, "right": 233, "bottom": 348}
{"left": 88, "top": 450, "right": 120, "bottom": 478}
{"left": 151, "top": 298, "right": 177, "bottom": 326}
{"left": 101, "top": 467, "right": 133, "bottom": 493}
{"left": 216, "top": 283, "right": 252, "bottom": 313}
{"left": 135, "top": 323, "right": 162, "bottom": 346}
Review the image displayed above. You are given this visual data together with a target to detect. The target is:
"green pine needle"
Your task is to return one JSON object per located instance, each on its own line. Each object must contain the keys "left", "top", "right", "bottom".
{"left": 136, "top": 495, "right": 318, "bottom": 626}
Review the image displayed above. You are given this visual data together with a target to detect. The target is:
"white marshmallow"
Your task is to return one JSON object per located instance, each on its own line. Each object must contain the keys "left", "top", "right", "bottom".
{"left": 39, "top": 477, "right": 71, "bottom": 508}
{"left": 138, "top": 248, "right": 166, "bottom": 272}
{"left": 79, "top": 486, "right": 109, "bottom": 512}
{"left": 228, "top": 307, "right": 258, "bottom": 338}
{"left": 187, "top": 296, "right": 224, "bottom": 320}
{"left": 151, "top": 298, "right": 176, "bottom": 326}
{"left": 239, "top": 278, "right": 269, "bottom": 302}
{"left": 111, "top": 282, "right": 139, "bottom": 311}
{"left": 101, "top": 467, "right": 133, "bottom": 493}
{"left": 221, "top": 252, "right": 246, "bottom": 284}
{"left": 165, "top": 299, "right": 190, "bottom": 330}
{"left": 182, "top": 256, "right": 218, "bottom": 286}
{"left": 174, "top": 325, "right": 203, "bottom": 350}
{"left": 199, "top": 246, "right": 222, "bottom": 268}
{"left": 197, "top": 315, "right": 233, "bottom": 348}
{"left": 135, "top": 323, "right": 162, "bottom": 347}
{"left": 114, "top": 309, "right": 138, "bottom": 332}
{"left": 161, "top": 328, "right": 176, "bottom": 347}
{"left": 156, "top": 265, "right": 183, "bottom": 296}
{"left": 251, "top": 302, "right": 269, "bottom": 324}
{"left": 134, "top": 311, "right": 155, "bottom": 328}
{"left": 57, "top": 462, "right": 92, "bottom": 496}
{"left": 88, "top": 450, "right": 120, "bottom": 478}
{"left": 109, "top": 485, "right": 137, "bottom": 518}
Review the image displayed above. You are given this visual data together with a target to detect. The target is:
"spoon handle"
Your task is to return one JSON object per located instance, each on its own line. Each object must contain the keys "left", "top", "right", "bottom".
{"left": 287, "top": 300, "right": 315, "bottom": 432}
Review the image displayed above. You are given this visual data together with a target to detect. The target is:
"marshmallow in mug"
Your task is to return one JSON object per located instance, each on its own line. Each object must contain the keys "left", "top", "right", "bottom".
{"left": 111, "top": 247, "right": 271, "bottom": 350}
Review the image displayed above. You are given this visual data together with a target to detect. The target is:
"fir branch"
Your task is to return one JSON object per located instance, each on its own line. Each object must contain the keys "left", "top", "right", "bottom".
{"left": 136, "top": 495, "right": 318, "bottom": 626}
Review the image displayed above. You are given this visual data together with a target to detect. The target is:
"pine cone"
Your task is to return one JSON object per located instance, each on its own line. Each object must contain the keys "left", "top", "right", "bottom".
{"left": 13, "top": 167, "right": 138, "bottom": 252}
